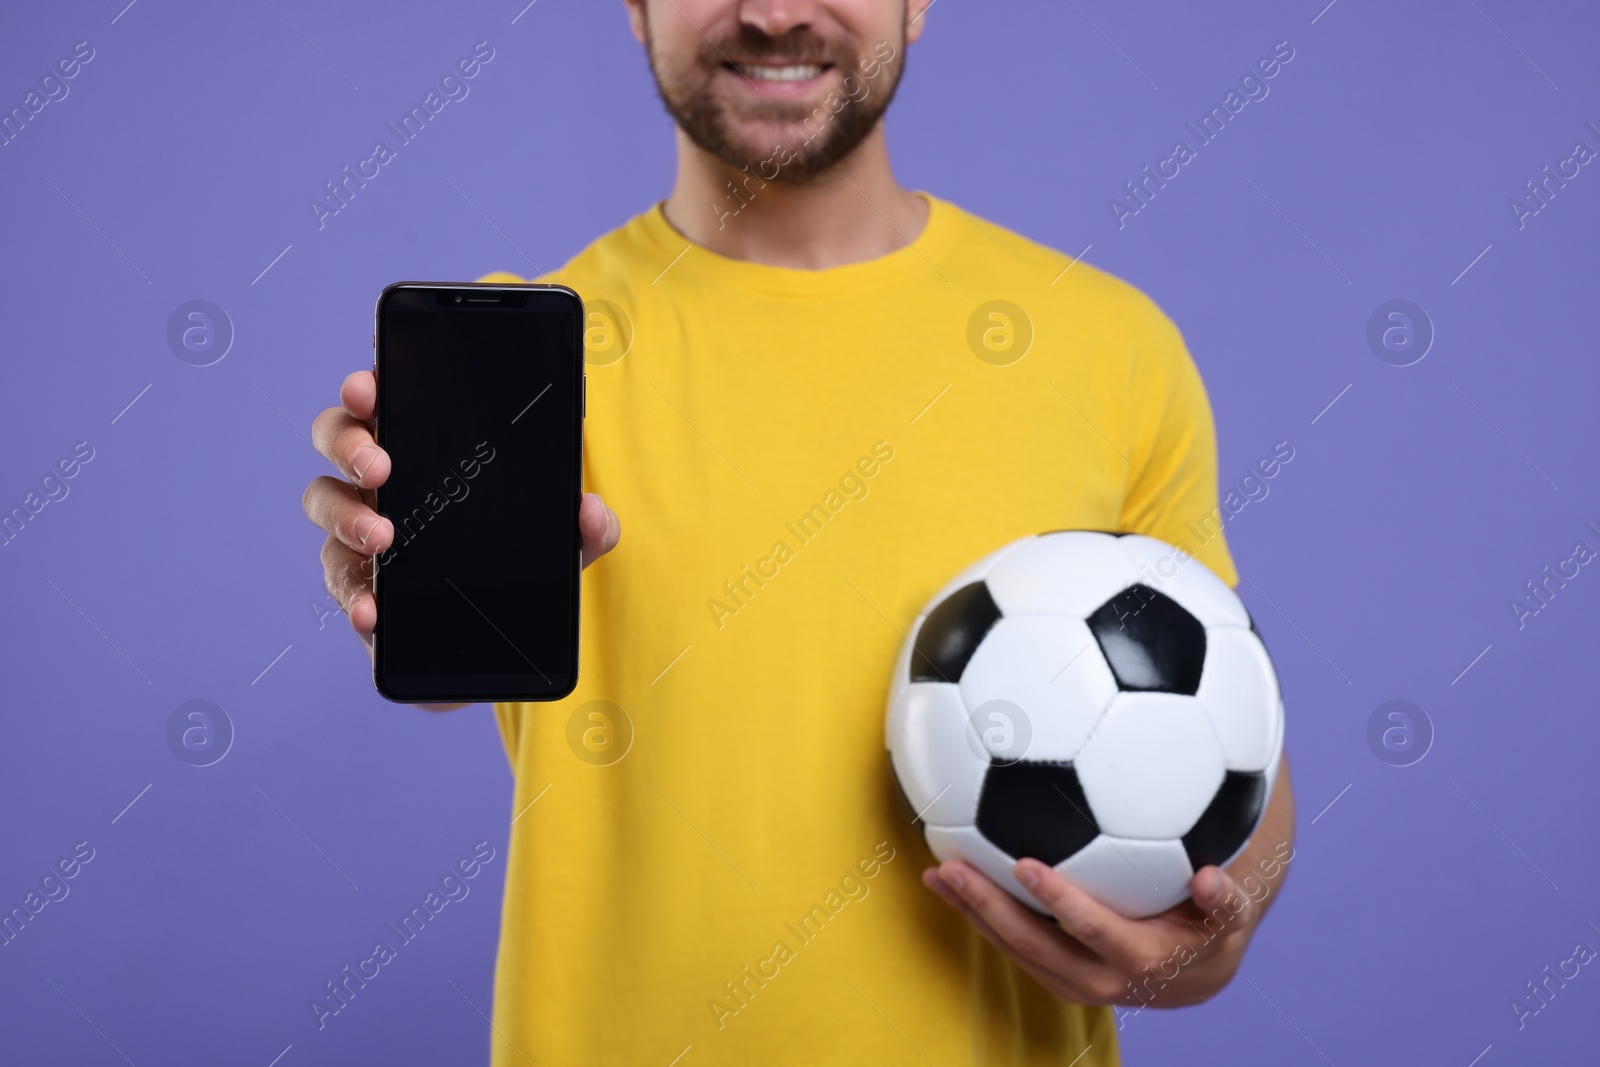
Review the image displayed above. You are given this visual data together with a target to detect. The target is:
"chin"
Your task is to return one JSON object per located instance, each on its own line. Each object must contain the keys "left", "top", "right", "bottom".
{"left": 726, "top": 123, "right": 810, "bottom": 158}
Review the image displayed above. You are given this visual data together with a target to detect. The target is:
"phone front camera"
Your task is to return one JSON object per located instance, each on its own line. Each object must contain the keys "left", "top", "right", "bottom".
{"left": 454, "top": 294, "right": 463, "bottom": 303}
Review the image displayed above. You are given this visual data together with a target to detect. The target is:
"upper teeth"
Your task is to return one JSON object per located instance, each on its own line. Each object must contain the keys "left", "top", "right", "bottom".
{"left": 742, "top": 64, "right": 823, "bottom": 82}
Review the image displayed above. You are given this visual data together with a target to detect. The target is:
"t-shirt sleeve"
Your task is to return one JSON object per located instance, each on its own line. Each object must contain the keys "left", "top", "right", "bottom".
{"left": 1117, "top": 302, "right": 1240, "bottom": 589}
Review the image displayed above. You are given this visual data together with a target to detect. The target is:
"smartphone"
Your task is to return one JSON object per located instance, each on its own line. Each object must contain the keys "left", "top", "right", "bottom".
{"left": 372, "top": 281, "right": 584, "bottom": 703}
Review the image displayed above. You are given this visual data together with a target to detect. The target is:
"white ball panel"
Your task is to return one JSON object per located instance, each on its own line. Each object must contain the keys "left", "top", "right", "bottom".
{"left": 926, "top": 538, "right": 1031, "bottom": 611}
{"left": 1196, "top": 627, "right": 1280, "bottom": 772}
{"left": 1268, "top": 697, "right": 1285, "bottom": 775}
{"left": 1115, "top": 534, "right": 1249, "bottom": 629}
{"left": 1075, "top": 692, "right": 1226, "bottom": 839}
{"left": 923, "top": 824, "right": 1048, "bottom": 916}
{"left": 886, "top": 683, "right": 987, "bottom": 826}
{"left": 957, "top": 616, "right": 1117, "bottom": 762}
{"left": 1263, "top": 746, "right": 1280, "bottom": 821}
{"left": 1055, "top": 835, "right": 1194, "bottom": 919}
{"left": 985, "top": 531, "right": 1138, "bottom": 618}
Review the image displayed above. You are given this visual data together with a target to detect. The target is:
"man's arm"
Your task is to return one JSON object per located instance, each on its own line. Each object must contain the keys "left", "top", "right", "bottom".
{"left": 922, "top": 754, "right": 1295, "bottom": 1008}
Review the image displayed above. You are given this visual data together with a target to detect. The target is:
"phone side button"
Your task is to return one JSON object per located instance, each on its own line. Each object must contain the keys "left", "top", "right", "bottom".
{"left": 582, "top": 374, "right": 587, "bottom": 418}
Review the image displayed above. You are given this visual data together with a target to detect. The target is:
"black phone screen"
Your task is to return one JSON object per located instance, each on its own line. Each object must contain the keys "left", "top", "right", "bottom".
{"left": 373, "top": 283, "right": 582, "bottom": 702}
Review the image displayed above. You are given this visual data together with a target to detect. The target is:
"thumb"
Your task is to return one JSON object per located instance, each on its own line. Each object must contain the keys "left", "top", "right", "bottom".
{"left": 579, "top": 492, "right": 621, "bottom": 568}
{"left": 1190, "top": 864, "right": 1244, "bottom": 914}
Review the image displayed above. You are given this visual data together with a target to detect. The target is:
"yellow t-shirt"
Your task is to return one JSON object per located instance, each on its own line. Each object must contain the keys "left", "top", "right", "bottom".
{"left": 482, "top": 193, "right": 1237, "bottom": 1066}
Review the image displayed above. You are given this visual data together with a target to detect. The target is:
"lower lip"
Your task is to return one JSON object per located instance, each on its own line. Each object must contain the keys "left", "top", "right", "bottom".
{"left": 720, "top": 65, "right": 835, "bottom": 98}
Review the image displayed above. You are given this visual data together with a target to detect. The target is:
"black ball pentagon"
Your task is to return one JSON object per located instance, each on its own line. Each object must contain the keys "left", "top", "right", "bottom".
{"left": 911, "top": 581, "right": 1002, "bottom": 683}
{"left": 975, "top": 759, "right": 1100, "bottom": 867}
{"left": 1086, "top": 583, "right": 1207, "bottom": 694}
{"left": 1182, "top": 770, "right": 1267, "bottom": 871}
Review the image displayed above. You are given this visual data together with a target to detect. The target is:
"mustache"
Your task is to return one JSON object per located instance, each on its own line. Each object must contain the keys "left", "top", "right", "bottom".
{"left": 701, "top": 27, "right": 845, "bottom": 67}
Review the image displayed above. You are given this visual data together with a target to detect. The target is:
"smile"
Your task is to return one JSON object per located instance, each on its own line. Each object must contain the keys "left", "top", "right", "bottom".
{"left": 736, "top": 63, "right": 827, "bottom": 82}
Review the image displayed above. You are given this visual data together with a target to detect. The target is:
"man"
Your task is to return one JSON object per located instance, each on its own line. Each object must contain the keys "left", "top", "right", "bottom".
{"left": 303, "top": 1, "right": 1296, "bottom": 1063}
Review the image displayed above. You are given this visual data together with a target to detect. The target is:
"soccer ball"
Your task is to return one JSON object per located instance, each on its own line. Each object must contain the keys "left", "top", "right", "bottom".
{"left": 886, "top": 531, "right": 1283, "bottom": 919}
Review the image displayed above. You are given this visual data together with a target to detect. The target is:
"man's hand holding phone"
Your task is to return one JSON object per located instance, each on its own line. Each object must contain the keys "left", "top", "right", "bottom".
{"left": 302, "top": 369, "right": 620, "bottom": 704}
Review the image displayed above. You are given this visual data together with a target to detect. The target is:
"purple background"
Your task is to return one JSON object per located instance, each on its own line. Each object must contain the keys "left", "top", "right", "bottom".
{"left": 2, "top": 1, "right": 1597, "bottom": 1063}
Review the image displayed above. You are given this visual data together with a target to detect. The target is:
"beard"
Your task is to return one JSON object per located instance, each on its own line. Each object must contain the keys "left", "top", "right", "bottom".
{"left": 645, "top": 19, "right": 904, "bottom": 183}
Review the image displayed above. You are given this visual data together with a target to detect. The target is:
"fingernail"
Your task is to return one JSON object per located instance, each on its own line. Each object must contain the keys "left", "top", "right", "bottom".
{"left": 940, "top": 866, "right": 964, "bottom": 891}
{"left": 355, "top": 515, "right": 379, "bottom": 547}
{"left": 351, "top": 446, "right": 376, "bottom": 484}
{"left": 1199, "top": 869, "right": 1220, "bottom": 901}
{"left": 1016, "top": 863, "right": 1040, "bottom": 889}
